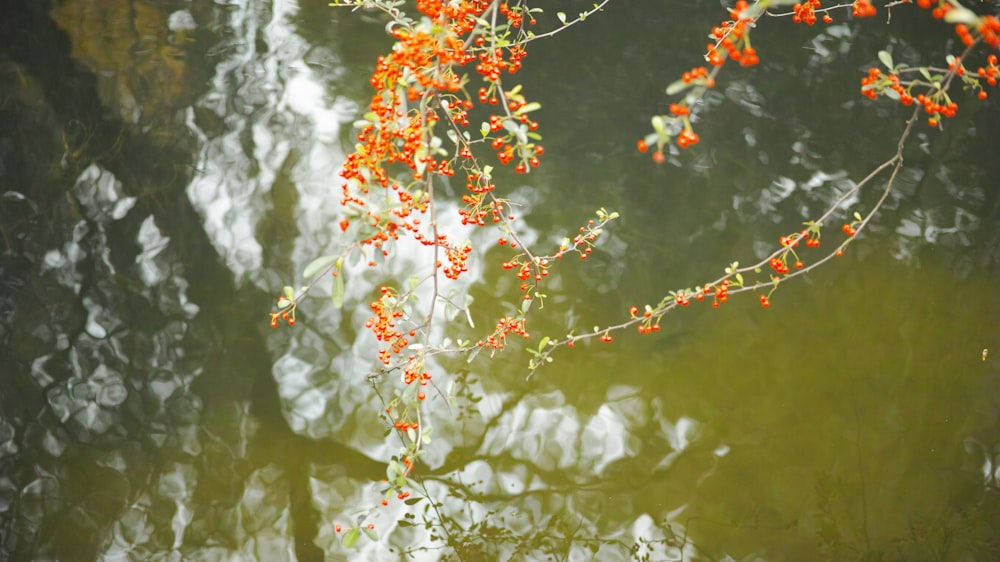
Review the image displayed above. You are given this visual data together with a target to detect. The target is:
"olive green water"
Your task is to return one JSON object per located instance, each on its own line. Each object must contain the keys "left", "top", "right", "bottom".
{"left": 2, "top": 1, "right": 999, "bottom": 561}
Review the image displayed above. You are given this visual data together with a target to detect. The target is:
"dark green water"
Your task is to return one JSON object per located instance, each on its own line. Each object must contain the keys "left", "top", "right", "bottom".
{"left": 2, "top": 1, "right": 999, "bottom": 561}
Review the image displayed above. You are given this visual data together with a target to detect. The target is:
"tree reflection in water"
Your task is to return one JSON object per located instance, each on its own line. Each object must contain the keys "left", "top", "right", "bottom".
{"left": 1, "top": 1, "right": 999, "bottom": 561}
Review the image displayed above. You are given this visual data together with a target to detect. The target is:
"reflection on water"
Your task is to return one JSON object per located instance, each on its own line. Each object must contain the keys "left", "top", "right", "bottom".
{"left": 1, "top": 0, "right": 999, "bottom": 560}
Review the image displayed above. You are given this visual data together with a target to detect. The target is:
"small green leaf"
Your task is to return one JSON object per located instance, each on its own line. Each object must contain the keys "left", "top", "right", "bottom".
{"left": 342, "top": 528, "right": 361, "bottom": 548}
{"left": 466, "top": 345, "right": 482, "bottom": 363}
{"left": 397, "top": 519, "right": 414, "bottom": 527}
{"left": 516, "top": 102, "right": 541, "bottom": 114}
{"left": 854, "top": 211, "right": 863, "bottom": 221}
{"left": 665, "top": 79, "right": 689, "bottom": 96}
{"left": 283, "top": 286, "right": 295, "bottom": 301}
{"left": 404, "top": 497, "right": 422, "bottom": 505}
{"left": 556, "top": 11, "right": 567, "bottom": 24}
{"left": 877, "top": 50, "right": 893, "bottom": 71}
{"left": 944, "top": 6, "right": 978, "bottom": 25}
{"left": 651, "top": 115, "right": 666, "bottom": 134}
{"left": 538, "top": 336, "right": 550, "bottom": 351}
{"left": 304, "top": 255, "right": 338, "bottom": 278}
{"left": 332, "top": 272, "right": 345, "bottom": 309}
{"left": 361, "top": 527, "right": 378, "bottom": 541}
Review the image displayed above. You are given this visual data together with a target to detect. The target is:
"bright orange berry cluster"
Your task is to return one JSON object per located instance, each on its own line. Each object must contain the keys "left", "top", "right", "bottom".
{"left": 478, "top": 315, "right": 529, "bottom": 350}
{"left": 791, "top": 0, "right": 821, "bottom": 25}
{"left": 978, "top": 54, "right": 999, "bottom": 89}
{"left": 680, "top": 66, "right": 712, "bottom": 86}
{"left": 706, "top": 1, "right": 758, "bottom": 67}
{"left": 269, "top": 306, "right": 295, "bottom": 328}
{"left": 851, "top": 0, "right": 876, "bottom": 18}
{"left": 676, "top": 129, "right": 700, "bottom": 148}
{"left": 365, "top": 286, "right": 407, "bottom": 364}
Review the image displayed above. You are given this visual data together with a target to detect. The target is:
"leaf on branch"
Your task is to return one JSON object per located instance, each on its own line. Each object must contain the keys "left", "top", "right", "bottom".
{"left": 944, "top": 6, "right": 979, "bottom": 25}
{"left": 651, "top": 115, "right": 667, "bottom": 135}
{"left": 666, "top": 79, "right": 690, "bottom": 96}
{"left": 877, "top": 50, "right": 893, "bottom": 71}
{"left": 556, "top": 11, "right": 567, "bottom": 24}
{"left": 283, "top": 286, "right": 296, "bottom": 302}
{"left": 304, "top": 255, "right": 339, "bottom": 278}
{"left": 342, "top": 528, "right": 361, "bottom": 548}
{"left": 516, "top": 101, "right": 541, "bottom": 114}
{"left": 332, "top": 271, "right": 345, "bottom": 308}
{"left": 361, "top": 527, "right": 378, "bottom": 541}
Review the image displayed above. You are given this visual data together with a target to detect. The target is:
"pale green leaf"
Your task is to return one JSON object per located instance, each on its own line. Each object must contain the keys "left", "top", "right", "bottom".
{"left": 665, "top": 79, "right": 689, "bottom": 96}
{"left": 303, "top": 255, "right": 338, "bottom": 278}
{"left": 877, "top": 50, "right": 893, "bottom": 71}
{"left": 332, "top": 272, "right": 345, "bottom": 308}
{"left": 342, "top": 528, "right": 361, "bottom": 548}
{"left": 944, "top": 6, "right": 979, "bottom": 25}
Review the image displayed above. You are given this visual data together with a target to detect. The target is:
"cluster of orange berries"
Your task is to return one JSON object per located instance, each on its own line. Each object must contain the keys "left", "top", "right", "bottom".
{"left": 335, "top": 0, "right": 546, "bottom": 284}
{"left": 268, "top": 307, "right": 295, "bottom": 328}
{"left": 441, "top": 240, "right": 473, "bottom": 280}
{"left": 851, "top": 0, "right": 877, "bottom": 18}
{"left": 497, "top": 2, "right": 534, "bottom": 29}
{"left": 401, "top": 367, "right": 432, "bottom": 389}
{"left": 917, "top": 93, "right": 959, "bottom": 127}
{"left": 767, "top": 231, "right": 819, "bottom": 274}
{"left": 706, "top": 0, "right": 756, "bottom": 67}
{"left": 861, "top": 58, "right": 996, "bottom": 127}
{"left": 791, "top": 0, "right": 821, "bottom": 25}
{"left": 392, "top": 419, "right": 420, "bottom": 431}
{"left": 714, "top": 40, "right": 759, "bottom": 68}
{"left": 769, "top": 256, "right": 792, "bottom": 274}
{"left": 475, "top": 44, "right": 527, "bottom": 81}
{"left": 568, "top": 222, "right": 600, "bottom": 260}
{"left": 365, "top": 287, "right": 408, "bottom": 364}
{"left": 712, "top": 280, "right": 730, "bottom": 307}
{"left": 676, "top": 130, "right": 700, "bottom": 148}
{"left": 458, "top": 192, "right": 507, "bottom": 226}
{"left": 978, "top": 54, "right": 999, "bottom": 87}
{"left": 627, "top": 306, "right": 664, "bottom": 334}
{"left": 913, "top": 0, "right": 1000, "bottom": 47}
{"left": 478, "top": 315, "right": 529, "bottom": 350}
{"left": 680, "top": 66, "right": 712, "bottom": 87}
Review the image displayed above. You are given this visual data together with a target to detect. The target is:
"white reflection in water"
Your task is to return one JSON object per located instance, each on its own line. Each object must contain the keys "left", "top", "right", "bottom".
{"left": 480, "top": 390, "right": 639, "bottom": 476}
{"left": 135, "top": 216, "right": 172, "bottom": 286}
